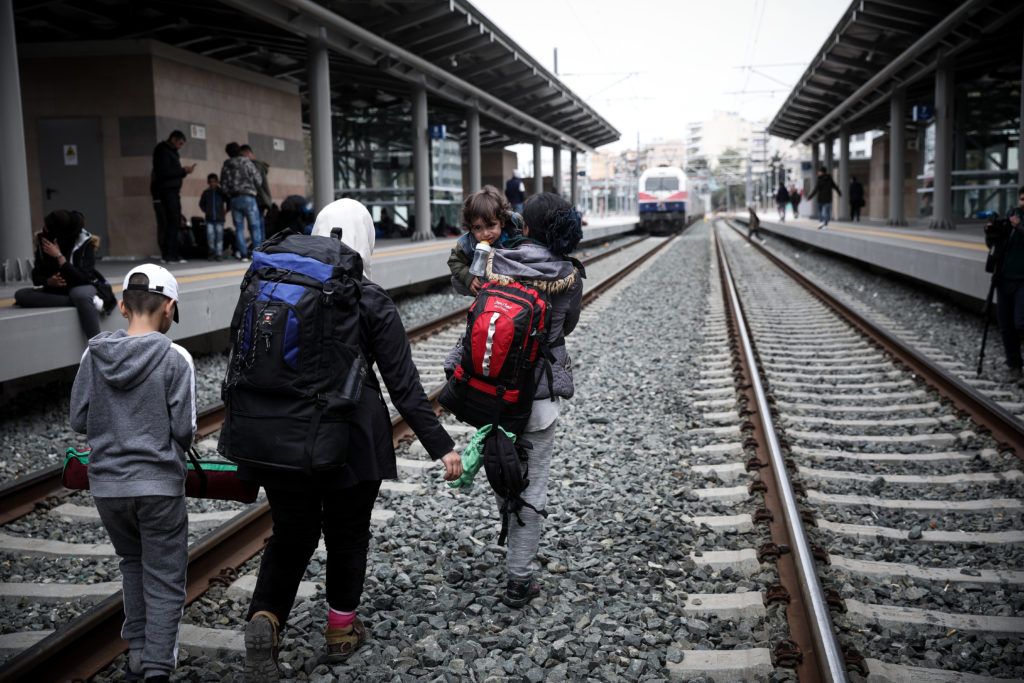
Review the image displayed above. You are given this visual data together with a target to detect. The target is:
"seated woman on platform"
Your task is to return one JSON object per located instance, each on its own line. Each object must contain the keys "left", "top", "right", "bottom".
{"left": 14, "top": 210, "right": 110, "bottom": 340}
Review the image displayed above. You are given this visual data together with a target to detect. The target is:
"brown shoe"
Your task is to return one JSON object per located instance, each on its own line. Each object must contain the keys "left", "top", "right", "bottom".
{"left": 244, "top": 610, "right": 280, "bottom": 682}
{"left": 324, "top": 616, "right": 366, "bottom": 663}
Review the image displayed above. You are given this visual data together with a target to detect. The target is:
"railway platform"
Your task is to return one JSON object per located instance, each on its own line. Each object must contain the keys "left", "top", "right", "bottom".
{"left": 0, "top": 216, "right": 638, "bottom": 385}
{"left": 743, "top": 214, "right": 990, "bottom": 304}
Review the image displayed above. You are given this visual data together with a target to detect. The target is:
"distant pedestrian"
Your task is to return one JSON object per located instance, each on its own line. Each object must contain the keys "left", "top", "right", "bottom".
{"left": 748, "top": 206, "right": 762, "bottom": 241}
{"left": 199, "top": 174, "right": 227, "bottom": 260}
{"left": 505, "top": 170, "right": 526, "bottom": 214}
{"left": 240, "top": 144, "right": 272, "bottom": 240}
{"left": 70, "top": 263, "right": 195, "bottom": 682}
{"left": 151, "top": 131, "right": 196, "bottom": 263}
{"left": 220, "top": 142, "right": 264, "bottom": 259}
{"left": 849, "top": 176, "right": 865, "bottom": 222}
{"left": 806, "top": 167, "right": 841, "bottom": 229}
{"left": 775, "top": 184, "right": 789, "bottom": 222}
{"left": 790, "top": 186, "right": 801, "bottom": 218}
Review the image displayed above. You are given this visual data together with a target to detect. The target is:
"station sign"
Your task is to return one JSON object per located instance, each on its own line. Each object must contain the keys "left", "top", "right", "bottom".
{"left": 429, "top": 124, "right": 447, "bottom": 140}
{"left": 912, "top": 105, "right": 934, "bottom": 122}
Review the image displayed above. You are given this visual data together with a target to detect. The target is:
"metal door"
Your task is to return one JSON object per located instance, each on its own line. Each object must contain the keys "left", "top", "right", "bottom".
{"left": 37, "top": 118, "right": 108, "bottom": 255}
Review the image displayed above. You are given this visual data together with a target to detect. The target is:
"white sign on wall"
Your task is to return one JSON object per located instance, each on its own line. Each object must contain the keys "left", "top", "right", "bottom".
{"left": 63, "top": 144, "right": 78, "bottom": 166}
{"left": 190, "top": 124, "right": 207, "bottom": 140}
{"left": 273, "top": 138, "right": 285, "bottom": 151}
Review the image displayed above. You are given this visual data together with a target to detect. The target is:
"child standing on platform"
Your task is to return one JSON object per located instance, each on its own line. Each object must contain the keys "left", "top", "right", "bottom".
{"left": 70, "top": 264, "right": 196, "bottom": 683}
{"left": 199, "top": 173, "right": 227, "bottom": 260}
{"left": 447, "top": 185, "right": 522, "bottom": 295}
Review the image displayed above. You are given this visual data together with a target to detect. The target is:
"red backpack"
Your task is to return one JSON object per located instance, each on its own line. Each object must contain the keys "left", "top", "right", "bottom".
{"left": 440, "top": 280, "right": 550, "bottom": 434}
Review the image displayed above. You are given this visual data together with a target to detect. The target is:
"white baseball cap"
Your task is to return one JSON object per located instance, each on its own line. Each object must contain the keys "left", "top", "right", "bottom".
{"left": 122, "top": 263, "right": 180, "bottom": 322}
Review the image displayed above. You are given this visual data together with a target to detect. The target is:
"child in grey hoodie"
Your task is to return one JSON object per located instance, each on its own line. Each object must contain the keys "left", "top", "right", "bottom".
{"left": 70, "top": 263, "right": 196, "bottom": 683}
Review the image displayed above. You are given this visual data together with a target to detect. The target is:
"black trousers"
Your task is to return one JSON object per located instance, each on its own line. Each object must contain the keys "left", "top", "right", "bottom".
{"left": 159, "top": 191, "right": 182, "bottom": 261}
{"left": 247, "top": 480, "right": 382, "bottom": 626}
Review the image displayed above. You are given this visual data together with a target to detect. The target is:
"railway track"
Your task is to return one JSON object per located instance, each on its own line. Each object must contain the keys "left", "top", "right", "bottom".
{"left": 0, "top": 231, "right": 682, "bottom": 681}
{"left": 672, "top": 220, "right": 1022, "bottom": 681}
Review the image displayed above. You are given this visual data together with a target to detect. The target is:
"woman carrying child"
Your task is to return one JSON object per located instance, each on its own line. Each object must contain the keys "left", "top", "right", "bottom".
{"left": 445, "top": 192, "right": 584, "bottom": 607}
{"left": 447, "top": 185, "right": 522, "bottom": 295}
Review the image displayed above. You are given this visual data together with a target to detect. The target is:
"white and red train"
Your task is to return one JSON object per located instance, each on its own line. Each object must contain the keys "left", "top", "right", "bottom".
{"left": 638, "top": 166, "right": 687, "bottom": 235}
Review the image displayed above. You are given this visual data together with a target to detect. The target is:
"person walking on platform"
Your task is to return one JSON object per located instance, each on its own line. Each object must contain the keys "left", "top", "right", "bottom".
{"left": 849, "top": 176, "right": 865, "bottom": 222}
{"left": 238, "top": 199, "right": 462, "bottom": 681}
{"left": 151, "top": 131, "right": 196, "bottom": 263}
{"left": 986, "top": 187, "right": 1024, "bottom": 383}
{"left": 806, "top": 166, "right": 841, "bottom": 229}
{"left": 220, "top": 142, "right": 264, "bottom": 259}
{"left": 790, "top": 186, "right": 802, "bottom": 219}
{"left": 774, "top": 184, "right": 789, "bottom": 222}
{"left": 505, "top": 169, "right": 526, "bottom": 214}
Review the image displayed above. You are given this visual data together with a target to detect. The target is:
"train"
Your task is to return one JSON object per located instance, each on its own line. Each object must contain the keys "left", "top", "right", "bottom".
{"left": 638, "top": 165, "right": 687, "bottom": 235}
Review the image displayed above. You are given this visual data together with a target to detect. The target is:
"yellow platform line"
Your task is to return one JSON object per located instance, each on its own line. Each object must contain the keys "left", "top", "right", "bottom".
{"left": 819, "top": 224, "right": 988, "bottom": 252}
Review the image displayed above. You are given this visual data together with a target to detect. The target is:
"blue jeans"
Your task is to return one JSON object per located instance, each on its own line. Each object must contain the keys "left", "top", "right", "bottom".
{"left": 818, "top": 202, "right": 832, "bottom": 226}
{"left": 231, "top": 195, "right": 263, "bottom": 257}
{"left": 206, "top": 221, "right": 224, "bottom": 257}
{"left": 996, "top": 278, "right": 1024, "bottom": 368}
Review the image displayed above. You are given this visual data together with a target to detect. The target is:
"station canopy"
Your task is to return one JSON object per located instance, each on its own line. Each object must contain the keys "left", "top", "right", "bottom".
{"left": 769, "top": 0, "right": 1023, "bottom": 143}
{"left": 12, "top": 0, "right": 620, "bottom": 151}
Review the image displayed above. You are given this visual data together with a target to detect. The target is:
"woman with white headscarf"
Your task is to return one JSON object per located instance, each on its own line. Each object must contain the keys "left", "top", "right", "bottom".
{"left": 240, "top": 199, "right": 461, "bottom": 681}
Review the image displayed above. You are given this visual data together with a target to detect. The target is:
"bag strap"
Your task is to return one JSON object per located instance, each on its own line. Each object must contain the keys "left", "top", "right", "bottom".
{"left": 187, "top": 447, "right": 207, "bottom": 498}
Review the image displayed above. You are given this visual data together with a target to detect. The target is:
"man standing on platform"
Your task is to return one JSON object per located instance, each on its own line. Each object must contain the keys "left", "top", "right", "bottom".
{"left": 151, "top": 131, "right": 196, "bottom": 263}
{"left": 806, "top": 167, "right": 841, "bottom": 229}
{"left": 505, "top": 170, "right": 526, "bottom": 214}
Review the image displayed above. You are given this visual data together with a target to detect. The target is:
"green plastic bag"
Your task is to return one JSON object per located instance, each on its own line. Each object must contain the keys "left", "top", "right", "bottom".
{"left": 448, "top": 424, "right": 516, "bottom": 490}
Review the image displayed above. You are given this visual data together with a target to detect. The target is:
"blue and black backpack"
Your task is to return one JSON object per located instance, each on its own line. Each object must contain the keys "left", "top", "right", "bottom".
{"left": 219, "top": 228, "right": 366, "bottom": 474}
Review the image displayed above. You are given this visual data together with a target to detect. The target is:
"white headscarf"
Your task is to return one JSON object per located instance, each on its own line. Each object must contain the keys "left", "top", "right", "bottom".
{"left": 311, "top": 198, "right": 375, "bottom": 279}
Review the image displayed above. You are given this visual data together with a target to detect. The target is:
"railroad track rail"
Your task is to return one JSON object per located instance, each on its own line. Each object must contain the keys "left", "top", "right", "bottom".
{"left": 0, "top": 231, "right": 682, "bottom": 681}
{"left": 686, "top": 220, "right": 1023, "bottom": 681}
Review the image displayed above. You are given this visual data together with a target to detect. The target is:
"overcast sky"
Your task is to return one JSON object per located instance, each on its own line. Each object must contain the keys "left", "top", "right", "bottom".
{"left": 471, "top": 0, "right": 850, "bottom": 154}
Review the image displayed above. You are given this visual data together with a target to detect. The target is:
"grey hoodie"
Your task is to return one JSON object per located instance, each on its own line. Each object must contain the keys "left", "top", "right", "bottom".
{"left": 70, "top": 330, "right": 196, "bottom": 497}
{"left": 447, "top": 241, "right": 582, "bottom": 399}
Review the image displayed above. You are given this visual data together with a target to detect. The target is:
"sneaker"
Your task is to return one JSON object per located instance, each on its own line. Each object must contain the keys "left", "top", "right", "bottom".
{"left": 324, "top": 616, "right": 366, "bottom": 663}
{"left": 503, "top": 578, "right": 540, "bottom": 607}
{"left": 817, "top": 224, "right": 824, "bottom": 229}
{"left": 177, "top": 258, "right": 188, "bottom": 264}
{"left": 244, "top": 611, "right": 280, "bottom": 682}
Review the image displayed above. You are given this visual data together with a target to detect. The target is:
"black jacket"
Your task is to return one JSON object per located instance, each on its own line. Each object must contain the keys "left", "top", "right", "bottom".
{"left": 849, "top": 181, "right": 864, "bottom": 206}
{"left": 238, "top": 280, "right": 455, "bottom": 490}
{"left": 30, "top": 229, "right": 99, "bottom": 292}
{"left": 807, "top": 173, "right": 841, "bottom": 202}
{"left": 151, "top": 140, "right": 187, "bottom": 196}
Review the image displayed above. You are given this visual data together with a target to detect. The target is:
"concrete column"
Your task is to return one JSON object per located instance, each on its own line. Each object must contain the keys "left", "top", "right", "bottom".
{"left": 931, "top": 58, "right": 954, "bottom": 230}
{"left": 810, "top": 142, "right": 820, "bottom": 217}
{"left": 570, "top": 149, "right": 578, "bottom": 207}
{"left": 838, "top": 126, "right": 850, "bottom": 221}
{"left": 1020, "top": 38, "right": 1024, "bottom": 185}
{"left": 411, "top": 81, "right": 432, "bottom": 241}
{"left": 465, "top": 106, "right": 480, "bottom": 194}
{"left": 552, "top": 144, "right": 562, "bottom": 197}
{"left": 0, "top": 0, "right": 33, "bottom": 280}
{"left": 308, "top": 29, "right": 334, "bottom": 212}
{"left": 889, "top": 88, "right": 907, "bottom": 226}
{"left": 532, "top": 139, "right": 543, "bottom": 195}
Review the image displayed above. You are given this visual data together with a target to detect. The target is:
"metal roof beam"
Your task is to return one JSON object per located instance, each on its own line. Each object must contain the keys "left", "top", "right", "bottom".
{"left": 850, "top": 12, "right": 926, "bottom": 36}
{"left": 452, "top": 53, "right": 508, "bottom": 80}
{"left": 809, "top": 67, "right": 861, "bottom": 87}
{"left": 396, "top": 16, "right": 470, "bottom": 50}
{"left": 418, "top": 33, "right": 491, "bottom": 61}
{"left": 373, "top": 4, "right": 452, "bottom": 36}
{"left": 824, "top": 53, "right": 877, "bottom": 72}
{"left": 218, "top": 0, "right": 610, "bottom": 150}
{"left": 796, "top": 0, "right": 991, "bottom": 143}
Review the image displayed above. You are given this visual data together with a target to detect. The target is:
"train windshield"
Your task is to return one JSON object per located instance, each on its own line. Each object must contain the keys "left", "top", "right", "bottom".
{"left": 645, "top": 177, "right": 679, "bottom": 192}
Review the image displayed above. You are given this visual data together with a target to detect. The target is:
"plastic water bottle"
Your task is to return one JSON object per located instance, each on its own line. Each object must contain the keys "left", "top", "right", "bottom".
{"left": 469, "top": 240, "right": 491, "bottom": 277}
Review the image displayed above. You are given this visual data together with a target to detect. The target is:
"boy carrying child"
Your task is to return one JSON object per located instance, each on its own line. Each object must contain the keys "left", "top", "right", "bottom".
{"left": 70, "top": 264, "right": 196, "bottom": 682}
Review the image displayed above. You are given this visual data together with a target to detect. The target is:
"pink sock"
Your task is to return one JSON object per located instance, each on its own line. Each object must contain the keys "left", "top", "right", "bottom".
{"left": 328, "top": 607, "right": 355, "bottom": 629}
